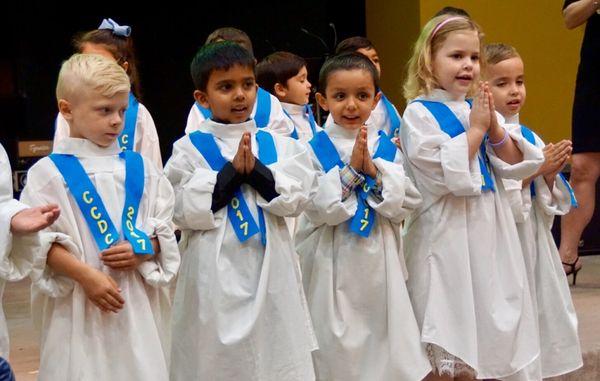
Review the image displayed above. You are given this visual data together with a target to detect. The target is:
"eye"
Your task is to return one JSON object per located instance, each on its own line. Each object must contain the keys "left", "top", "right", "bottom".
{"left": 516, "top": 79, "right": 524, "bottom": 85}
{"left": 471, "top": 55, "right": 479, "bottom": 62}
{"left": 496, "top": 82, "right": 506, "bottom": 88}
{"left": 333, "top": 92, "right": 345, "bottom": 100}
{"left": 219, "top": 83, "right": 232, "bottom": 91}
{"left": 452, "top": 53, "right": 462, "bottom": 59}
{"left": 243, "top": 80, "right": 255, "bottom": 89}
{"left": 357, "top": 92, "right": 370, "bottom": 100}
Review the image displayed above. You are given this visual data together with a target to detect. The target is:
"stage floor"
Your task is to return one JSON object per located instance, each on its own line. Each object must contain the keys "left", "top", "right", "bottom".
{"left": 5, "top": 256, "right": 600, "bottom": 380}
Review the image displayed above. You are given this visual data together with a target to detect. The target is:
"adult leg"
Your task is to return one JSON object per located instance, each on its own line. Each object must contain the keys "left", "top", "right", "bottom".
{"left": 559, "top": 152, "right": 600, "bottom": 272}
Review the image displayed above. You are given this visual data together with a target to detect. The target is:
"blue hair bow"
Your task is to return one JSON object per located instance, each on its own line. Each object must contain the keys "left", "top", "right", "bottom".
{"left": 98, "top": 18, "right": 131, "bottom": 37}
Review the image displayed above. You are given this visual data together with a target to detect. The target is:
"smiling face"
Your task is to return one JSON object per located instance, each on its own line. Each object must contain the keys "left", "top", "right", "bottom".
{"left": 487, "top": 56, "right": 526, "bottom": 118}
{"left": 316, "top": 68, "right": 380, "bottom": 130}
{"left": 432, "top": 29, "right": 481, "bottom": 99}
{"left": 60, "top": 87, "right": 129, "bottom": 147}
{"left": 194, "top": 64, "right": 258, "bottom": 124}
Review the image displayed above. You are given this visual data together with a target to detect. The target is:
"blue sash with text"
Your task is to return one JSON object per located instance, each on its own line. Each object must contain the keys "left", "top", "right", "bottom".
{"left": 188, "top": 129, "right": 277, "bottom": 245}
{"left": 118, "top": 93, "right": 139, "bottom": 151}
{"left": 49, "top": 151, "right": 153, "bottom": 254}
{"left": 309, "top": 130, "right": 397, "bottom": 237}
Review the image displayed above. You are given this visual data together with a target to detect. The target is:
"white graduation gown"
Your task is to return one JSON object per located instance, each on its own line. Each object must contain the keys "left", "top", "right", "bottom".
{"left": 54, "top": 102, "right": 163, "bottom": 170}
{"left": 20, "top": 138, "right": 180, "bottom": 381}
{"left": 500, "top": 115, "right": 582, "bottom": 378}
{"left": 184, "top": 92, "right": 295, "bottom": 136}
{"left": 165, "top": 119, "right": 317, "bottom": 381}
{"left": 400, "top": 89, "right": 545, "bottom": 379}
{"left": 0, "top": 144, "right": 30, "bottom": 359}
{"left": 295, "top": 122, "right": 431, "bottom": 381}
{"left": 281, "top": 102, "right": 322, "bottom": 143}
{"left": 325, "top": 97, "right": 402, "bottom": 136}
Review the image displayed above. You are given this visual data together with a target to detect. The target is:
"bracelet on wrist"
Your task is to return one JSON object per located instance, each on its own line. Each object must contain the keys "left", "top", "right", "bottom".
{"left": 489, "top": 127, "right": 509, "bottom": 147}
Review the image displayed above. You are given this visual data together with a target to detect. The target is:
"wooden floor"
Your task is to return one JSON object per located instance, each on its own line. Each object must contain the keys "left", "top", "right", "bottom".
{"left": 4, "top": 256, "right": 600, "bottom": 380}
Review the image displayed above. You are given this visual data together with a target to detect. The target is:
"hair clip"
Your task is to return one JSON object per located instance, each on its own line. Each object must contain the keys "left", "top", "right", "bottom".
{"left": 98, "top": 18, "right": 131, "bottom": 37}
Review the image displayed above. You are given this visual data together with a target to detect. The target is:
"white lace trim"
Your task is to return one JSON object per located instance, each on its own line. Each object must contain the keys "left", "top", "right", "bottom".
{"left": 426, "top": 343, "right": 477, "bottom": 378}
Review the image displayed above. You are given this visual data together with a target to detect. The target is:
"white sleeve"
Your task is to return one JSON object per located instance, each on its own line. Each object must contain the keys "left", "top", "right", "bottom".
{"left": 53, "top": 113, "right": 70, "bottom": 146}
{"left": 136, "top": 161, "right": 180, "bottom": 287}
{"left": 164, "top": 137, "right": 226, "bottom": 231}
{"left": 137, "top": 104, "right": 163, "bottom": 170}
{"left": 533, "top": 174, "right": 572, "bottom": 221}
{"left": 265, "top": 94, "right": 295, "bottom": 136}
{"left": 18, "top": 176, "right": 78, "bottom": 298}
{"left": 401, "top": 103, "right": 482, "bottom": 197}
{"left": 0, "top": 145, "right": 30, "bottom": 280}
{"left": 368, "top": 150, "right": 423, "bottom": 224}
{"left": 500, "top": 178, "right": 532, "bottom": 224}
{"left": 256, "top": 137, "right": 317, "bottom": 217}
{"left": 486, "top": 124, "right": 544, "bottom": 180}
{"left": 184, "top": 104, "right": 204, "bottom": 134}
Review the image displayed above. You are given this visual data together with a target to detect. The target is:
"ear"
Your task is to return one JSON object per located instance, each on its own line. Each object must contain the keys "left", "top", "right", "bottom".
{"left": 193, "top": 90, "right": 210, "bottom": 108}
{"left": 274, "top": 83, "right": 287, "bottom": 99}
{"left": 58, "top": 99, "right": 73, "bottom": 121}
{"left": 315, "top": 92, "right": 329, "bottom": 112}
{"left": 373, "top": 91, "right": 382, "bottom": 110}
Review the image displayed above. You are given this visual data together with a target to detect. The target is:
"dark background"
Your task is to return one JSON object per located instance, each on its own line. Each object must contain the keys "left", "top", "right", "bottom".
{"left": 1, "top": 0, "right": 366, "bottom": 166}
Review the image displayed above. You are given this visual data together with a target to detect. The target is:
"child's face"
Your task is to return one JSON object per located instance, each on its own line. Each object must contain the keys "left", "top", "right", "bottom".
{"left": 432, "top": 30, "right": 480, "bottom": 99}
{"left": 60, "top": 88, "right": 129, "bottom": 147}
{"left": 316, "top": 69, "right": 381, "bottom": 130}
{"left": 195, "top": 64, "right": 258, "bottom": 124}
{"left": 487, "top": 57, "right": 526, "bottom": 118}
{"left": 277, "top": 66, "right": 311, "bottom": 105}
{"left": 356, "top": 47, "right": 381, "bottom": 77}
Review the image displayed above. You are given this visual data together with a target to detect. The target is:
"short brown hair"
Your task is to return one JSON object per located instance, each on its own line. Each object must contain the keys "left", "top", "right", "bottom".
{"left": 205, "top": 27, "right": 254, "bottom": 57}
{"left": 484, "top": 43, "right": 520, "bottom": 65}
{"left": 335, "top": 36, "right": 374, "bottom": 55}
{"left": 256, "top": 52, "right": 307, "bottom": 95}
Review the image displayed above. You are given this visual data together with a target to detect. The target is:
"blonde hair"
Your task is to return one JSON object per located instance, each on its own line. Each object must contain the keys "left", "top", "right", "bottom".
{"left": 403, "top": 15, "right": 484, "bottom": 101}
{"left": 484, "top": 43, "right": 520, "bottom": 65}
{"left": 56, "top": 53, "right": 130, "bottom": 101}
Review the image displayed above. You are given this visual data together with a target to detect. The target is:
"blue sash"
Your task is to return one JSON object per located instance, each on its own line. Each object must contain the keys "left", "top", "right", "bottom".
{"left": 520, "top": 125, "right": 578, "bottom": 208}
{"left": 254, "top": 87, "right": 271, "bottom": 128}
{"left": 195, "top": 102, "right": 213, "bottom": 119}
{"left": 118, "top": 93, "right": 139, "bottom": 151}
{"left": 283, "top": 104, "right": 318, "bottom": 140}
{"left": 413, "top": 100, "right": 495, "bottom": 192}
{"left": 49, "top": 151, "right": 153, "bottom": 254}
{"left": 188, "top": 129, "right": 277, "bottom": 245}
{"left": 309, "top": 130, "right": 397, "bottom": 237}
{"left": 380, "top": 93, "right": 401, "bottom": 138}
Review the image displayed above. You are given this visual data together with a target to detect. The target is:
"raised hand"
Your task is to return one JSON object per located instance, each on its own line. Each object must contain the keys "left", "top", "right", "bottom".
{"left": 10, "top": 204, "right": 61, "bottom": 234}
{"left": 540, "top": 140, "right": 572, "bottom": 177}
{"left": 232, "top": 133, "right": 248, "bottom": 174}
{"left": 350, "top": 126, "right": 366, "bottom": 172}
{"left": 243, "top": 132, "right": 256, "bottom": 174}
{"left": 361, "top": 127, "right": 378, "bottom": 178}
{"left": 469, "top": 81, "right": 491, "bottom": 134}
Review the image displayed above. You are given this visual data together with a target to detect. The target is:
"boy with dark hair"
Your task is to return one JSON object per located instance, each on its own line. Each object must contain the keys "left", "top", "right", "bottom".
{"left": 185, "top": 28, "right": 295, "bottom": 137}
{"left": 257, "top": 51, "right": 319, "bottom": 142}
{"left": 166, "top": 41, "right": 317, "bottom": 381}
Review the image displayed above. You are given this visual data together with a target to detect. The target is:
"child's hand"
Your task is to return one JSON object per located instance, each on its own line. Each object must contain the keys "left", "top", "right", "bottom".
{"left": 469, "top": 81, "right": 491, "bottom": 134}
{"left": 350, "top": 126, "right": 366, "bottom": 172}
{"left": 232, "top": 134, "right": 247, "bottom": 174}
{"left": 101, "top": 241, "right": 153, "bottom": 271}
{"left": 539, "top": 140, "right": 572, "bottom": 177}
{"left": 361, "top": 128, "right": 378, "bottom": 178}
{"left": 243, "top": 133, "right": 256, "bottom": 174}
{"left": 79, "top": 267, "right": 124, "bottom": 313}
{"left": 10, "top": 204, "right": 61, "bottom": 234}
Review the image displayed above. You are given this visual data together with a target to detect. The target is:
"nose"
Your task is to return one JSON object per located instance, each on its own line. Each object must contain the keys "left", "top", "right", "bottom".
{"left": 233, "top": 85, "right": 246, "bottom": 101}
{"left": 111, "top": 112, "right": 123, "bottom": 128}
{"left": 307, "top": 80, "right": 312, "bottom": 89}
{"left": 346, "top": 96, "right": 357, "bottom": 110}
{"left": 462, "top": 57, "right": 473, "bottom": 70}
{"left": 509, "top": 83, "right": 519, "bottom": 95}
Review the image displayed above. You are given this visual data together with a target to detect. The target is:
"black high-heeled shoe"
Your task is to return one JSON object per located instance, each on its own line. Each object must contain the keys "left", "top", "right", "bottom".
{"left": 562, "top": 257, "right": 582, "bottom": 286}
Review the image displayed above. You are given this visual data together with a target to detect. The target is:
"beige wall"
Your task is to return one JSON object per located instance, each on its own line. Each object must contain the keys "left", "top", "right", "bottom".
{"left": 367, "top": 0, "right": 584, "bottom": 142}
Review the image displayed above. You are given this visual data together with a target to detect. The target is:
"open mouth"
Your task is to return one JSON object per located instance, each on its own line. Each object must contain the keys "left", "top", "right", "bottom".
{"left": 456, "top": 75, "right": 473, "bottom": 83}
{"left": 343, "top": 115, "right": 360, "bottom": 122}
{"left": 507, "top": 99, "right": 521, "bottom": 108}
{"left": 231, "top": 106, "right": 248, "bottom": 113}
